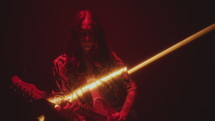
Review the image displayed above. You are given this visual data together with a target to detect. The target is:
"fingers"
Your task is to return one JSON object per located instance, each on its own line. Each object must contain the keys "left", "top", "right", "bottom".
{"left": 110, "top": 112, "right": 127, "bottom": 121}
{"left": 111, "top": 112, "right": 120, "bottom": 120}
{"left": 117, "top": 116, "right": 126, "bottom": 121}
{"left": 63, "top": 102, "right": 71, "bottom": 109}
{"left": 60, "top": 101, "right": 80, "bottom": 111}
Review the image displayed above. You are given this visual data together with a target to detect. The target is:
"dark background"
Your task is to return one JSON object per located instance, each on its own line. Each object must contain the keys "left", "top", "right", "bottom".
{"left": 1, "top": 0, "right": 215, "bottom": 121}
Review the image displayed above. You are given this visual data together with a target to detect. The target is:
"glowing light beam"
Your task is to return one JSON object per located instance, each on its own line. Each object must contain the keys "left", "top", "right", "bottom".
{"left": 48, "top": 23, "right": 215, "bottom": 105}
{"left": 47, "top": 67, "right": 127, "bottom": 104}
{"left": 128, "top": 23, "right": 215, "bottom": 74}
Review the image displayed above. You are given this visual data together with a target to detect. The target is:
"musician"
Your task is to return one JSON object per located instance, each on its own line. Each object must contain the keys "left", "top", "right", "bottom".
{"left": 12, "top": 10, "right": 137, "bottom": 121}
{"left": 51, "top": 10, "right": 138, "bottom": 121}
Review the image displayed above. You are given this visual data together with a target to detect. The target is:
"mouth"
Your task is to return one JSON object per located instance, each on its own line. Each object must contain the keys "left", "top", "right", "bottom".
{"left": 81, "top": 42, "right": 93, "bottom": 46}
{"left": 81, "top": 42, "right": 94, "bottom": 50}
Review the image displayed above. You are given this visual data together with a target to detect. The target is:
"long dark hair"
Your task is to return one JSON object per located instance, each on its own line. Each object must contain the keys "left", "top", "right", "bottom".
{"left": 66, "top": 10, "right": 115, "bottom": 74}
{"left": 63, "top": 11, "right": 127, "bottom": 106}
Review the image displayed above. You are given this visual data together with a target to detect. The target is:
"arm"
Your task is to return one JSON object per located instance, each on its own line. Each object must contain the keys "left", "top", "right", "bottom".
{"left": 111, "top": 78, "right": 137, "bottom": 121}
{"left": 110, "top": 52, "right": 138, "bottom": 120}
{"left": 52, "top": 54, "right": 71, "bottom": 93}
{"left": 119, "top": 85, "right": 137, "bottom": 120}
{"left": 120, "top": 68, "right": 137, "bottom": 117}
{"left": 111, "top": 71, "right": 137, "bottom": 121}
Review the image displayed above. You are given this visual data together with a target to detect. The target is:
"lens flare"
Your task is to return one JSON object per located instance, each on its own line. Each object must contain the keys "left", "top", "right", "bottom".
{"left": 37, "top": 115, "right": 45, "bottom": 121}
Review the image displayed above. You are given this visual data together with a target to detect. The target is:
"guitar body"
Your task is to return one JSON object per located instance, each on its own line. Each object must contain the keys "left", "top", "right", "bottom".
{"left": 72, "top": 97, "right": 117, "bottom": 121}
{"left": 11, "top": 76, "right": 124, "bottom": 121}
{"left": 93, "top": 97, "right": 117, "bottom": 118}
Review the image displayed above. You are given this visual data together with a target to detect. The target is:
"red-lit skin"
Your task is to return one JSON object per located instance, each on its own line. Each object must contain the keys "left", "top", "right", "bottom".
{"left": 80, "top": 27, "right": 98, "bottom": 54}
{"left": 111, "top": 90, "right": 136, "bottom": 121}
{"left": 80, "top": 11, "right": 98, "bottom": 54}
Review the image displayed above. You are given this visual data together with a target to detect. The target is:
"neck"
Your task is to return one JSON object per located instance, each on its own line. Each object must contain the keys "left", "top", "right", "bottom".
{"left": 83, "top": 51, "right": 90, "bottom": 60}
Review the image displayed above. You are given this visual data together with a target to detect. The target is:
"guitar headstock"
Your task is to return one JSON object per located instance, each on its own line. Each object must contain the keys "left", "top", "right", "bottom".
{"left": 11, "top": 75, "right": 46, "bottom": 101}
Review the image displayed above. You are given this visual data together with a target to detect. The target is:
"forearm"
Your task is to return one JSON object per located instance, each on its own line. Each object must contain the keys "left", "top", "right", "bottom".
{"left": 121, "top": 90, "right": 136, "bottom": 115}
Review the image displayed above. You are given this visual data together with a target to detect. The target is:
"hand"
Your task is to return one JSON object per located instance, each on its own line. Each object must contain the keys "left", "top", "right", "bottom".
{"left": 55, "top": 101, "right": 82, "bottom": 120}
{"left": 110, "top": 111, "right": 127, "bottom": 121}
{"left": 55, "top": 101, "right": 80, "bottom": 111}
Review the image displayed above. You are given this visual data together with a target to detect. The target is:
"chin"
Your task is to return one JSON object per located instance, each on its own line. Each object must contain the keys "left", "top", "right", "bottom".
{"left": 83, "top": 48, "right": 91, "bottom": 52}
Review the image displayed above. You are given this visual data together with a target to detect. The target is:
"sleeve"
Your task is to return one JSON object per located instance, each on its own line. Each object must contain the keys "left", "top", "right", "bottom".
{"left": 52, "top": 54, "right": 68, "bottom": 92}
{"left": 111, "top": 51, "right": 138, "bottom": 93}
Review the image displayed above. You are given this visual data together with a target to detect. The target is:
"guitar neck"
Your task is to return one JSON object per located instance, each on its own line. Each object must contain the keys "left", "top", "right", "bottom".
{"left": 11, "top": 76, "right": 108, "bottom": 121}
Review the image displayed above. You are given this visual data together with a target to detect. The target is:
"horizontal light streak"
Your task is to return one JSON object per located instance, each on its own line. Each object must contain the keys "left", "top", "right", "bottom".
{"left": 48, "top": 23, "right": 215, "bottom": 106}
{"left": 128, "top": 23, "right": 215, "bottom": 74}
{"left": 47, "top": 67, "right": 127, "bottom": 104}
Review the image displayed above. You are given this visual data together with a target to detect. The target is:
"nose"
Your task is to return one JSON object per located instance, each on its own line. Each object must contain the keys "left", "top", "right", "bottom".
{"left": 85, "top": 35, "right": 89, "bottom": 41}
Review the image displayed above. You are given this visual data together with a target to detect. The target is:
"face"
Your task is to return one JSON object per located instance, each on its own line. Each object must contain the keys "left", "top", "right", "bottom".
{"left": 80, "top": 28, "right": 98, "bottom": 52}
{"left": 79, "top": 12, "right": 98, "bottom": 52}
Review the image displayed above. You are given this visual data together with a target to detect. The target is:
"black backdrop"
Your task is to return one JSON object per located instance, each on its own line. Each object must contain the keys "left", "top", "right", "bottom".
{"left": 2, "top": 0, "right": 215, "bottom": 121}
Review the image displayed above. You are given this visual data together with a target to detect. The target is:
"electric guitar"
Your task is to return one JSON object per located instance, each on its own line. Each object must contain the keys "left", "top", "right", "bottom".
{"left": 11, "top": 76, "right": 118, "bottom": 121}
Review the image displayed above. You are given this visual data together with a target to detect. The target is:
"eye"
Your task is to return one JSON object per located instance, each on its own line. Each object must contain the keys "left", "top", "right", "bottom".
{"left": 89, "top": 30, "right": 95, "bottom": 35}
{"left": 79, "top": 29, "right": 96, "bottom": 35}
{"left": 79, "top": 30, "right": 86, "bottom": 35}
